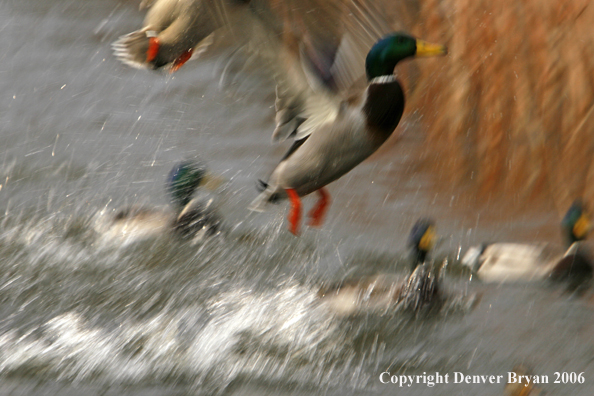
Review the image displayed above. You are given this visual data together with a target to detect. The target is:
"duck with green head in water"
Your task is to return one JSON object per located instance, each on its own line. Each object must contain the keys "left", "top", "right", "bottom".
{"left": 101, "top": 161, "right": 224, "bottom": 244}
{"left": 462, "top": 201, "right": 593, "bottom": 290}
{"left": 317, "top": 218, "right": 442, "bottom": 316}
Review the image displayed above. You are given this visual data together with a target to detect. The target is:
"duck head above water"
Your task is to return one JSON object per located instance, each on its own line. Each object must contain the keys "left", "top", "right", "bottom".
{"left": 408, "top": 218, "right": 436, "bottom": 270}
{"left": 561, "top": 200, "right": 591, "bottom": 245}
{"left": 365, "top": 32, "right": 447, "bottom": 80}
{"left": 167, "top": 161, "right": 208, "bottom": 211}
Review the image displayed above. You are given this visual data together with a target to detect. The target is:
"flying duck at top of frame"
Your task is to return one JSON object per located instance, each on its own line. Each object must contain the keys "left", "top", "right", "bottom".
{"left": 113, "top": 0, "right": 407, "bottom": 73}
{"left": 113, "top": 0, "right": 440, "bottom": 77}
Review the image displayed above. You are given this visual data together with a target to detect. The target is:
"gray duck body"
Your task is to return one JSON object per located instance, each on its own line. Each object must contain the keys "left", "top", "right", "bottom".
{"left": 263, "top": 78, "right": 404, "bottom": 200}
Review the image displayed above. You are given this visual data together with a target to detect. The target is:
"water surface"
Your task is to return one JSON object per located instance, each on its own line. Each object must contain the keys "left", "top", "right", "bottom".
{"left": 0, "top": 1, "right": 592, "bottom": 395}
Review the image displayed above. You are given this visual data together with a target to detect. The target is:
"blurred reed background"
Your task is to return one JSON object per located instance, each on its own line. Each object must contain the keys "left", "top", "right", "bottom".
{"left": 401, "top": 0, "right": 594, "bottom": 216}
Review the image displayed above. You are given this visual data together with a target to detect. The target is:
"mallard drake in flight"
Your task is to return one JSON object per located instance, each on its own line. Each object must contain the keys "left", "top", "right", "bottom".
{"left": 462, "top": 201, "right": 593, "bottom": 287}
{"left": 113, "top": 0, "right": 251, "bottom": 71}
{"left": 99, "top": 162, "right": 223, "bottom": 244}
{"left": 249, "top": 32, "right": 447, "bottom": 234}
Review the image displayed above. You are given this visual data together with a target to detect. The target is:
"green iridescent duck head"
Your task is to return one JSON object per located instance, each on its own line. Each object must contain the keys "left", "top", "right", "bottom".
{"left": 365, "top": 32, "right": 447, "bottom": 80}
{"left": 167, "top": 161, "right": 208, "bottom": 210}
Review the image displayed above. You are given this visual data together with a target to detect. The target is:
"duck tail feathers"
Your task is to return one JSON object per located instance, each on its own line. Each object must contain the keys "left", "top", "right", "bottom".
{"left": 112, "top": 29, "right": 153, "bottom": 70}
{"left": 248, "top": 191, "right": 270, "bottom": 212}
{"left": 249, "top": 180, "right": 283, "bottom": 211}
{"left": 256, "top": 179, "right": 268, "bottom": 192}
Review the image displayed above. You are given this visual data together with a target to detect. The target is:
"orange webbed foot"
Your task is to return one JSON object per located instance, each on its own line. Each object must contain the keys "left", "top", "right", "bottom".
{"left": 308, "top": 188, "right": 330, "bottom": 227}
{"left": 147, "top": 36, "right": 160, "bottom": 63}
{"left": 286, "top": 188, "right": 302, "bottom": 235}
{"left": 170, "top": 48, "right": 194, "bottom": 73}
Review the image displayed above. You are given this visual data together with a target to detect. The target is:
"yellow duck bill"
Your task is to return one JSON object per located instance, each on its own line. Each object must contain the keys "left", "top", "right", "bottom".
{"left": 416, "top": 39, "right": 448, "bottom": 57}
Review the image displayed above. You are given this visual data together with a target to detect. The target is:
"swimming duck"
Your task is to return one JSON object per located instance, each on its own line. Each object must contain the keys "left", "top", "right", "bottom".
{"left": 462, "top": 201, "right": 593, "bottom": 286}
{"left": 99, "top": 161, "right": 223, "bottom": 243}
{"left": 249, "top": 32, "right": 447, "bottom": 235}
{"left": 317, "top": 219, "right": 441, "bottom": 315}
{"left": 113, "top": 0, "right": 251, "bottom": 72}
{"left": 318, "top": 263, "right": 441, "bottom": 316}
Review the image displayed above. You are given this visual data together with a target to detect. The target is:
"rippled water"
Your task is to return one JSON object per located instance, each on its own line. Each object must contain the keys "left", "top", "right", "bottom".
{"left": 1, "top": 0, "right": 593, "bottom": 395}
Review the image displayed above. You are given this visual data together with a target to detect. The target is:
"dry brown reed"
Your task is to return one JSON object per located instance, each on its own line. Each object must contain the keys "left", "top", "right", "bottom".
{"left": 400, "top": 0, "right": 594, "bottom": 214}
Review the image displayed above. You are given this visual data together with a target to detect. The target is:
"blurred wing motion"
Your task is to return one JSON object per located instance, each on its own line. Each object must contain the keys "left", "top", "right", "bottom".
{"left": 233, "top": 0, "right": 394, "bottom": 142}
{"left": 113, "top": 0, "right": 250, "bottom": 71}
{"left": 292, "top": 0, "right": 394, "bottom": 93}
{"left": 139, "top": 0, "right": 158, "bottom": 9}
{"left": 113, "top": 0, "right": 395, "bottom": 79}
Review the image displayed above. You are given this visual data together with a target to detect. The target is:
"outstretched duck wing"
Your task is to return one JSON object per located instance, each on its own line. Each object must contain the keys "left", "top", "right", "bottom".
{"left": 297, "top": 0, "right": 393, "bottom": 94}
{"left": 269, "top": 0, "right": 392, "bottom": 142}
{"left": 271, "top": 64, "right": 340, "bottom": 143}
{"left": 235, "top": 10, "right": 342, "bottom": 143}
{"left": 214, "top": 0, "right": 393, "bottom": 142}
{"left": 270, "top": 33, "right": 384, "bottom": 143}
